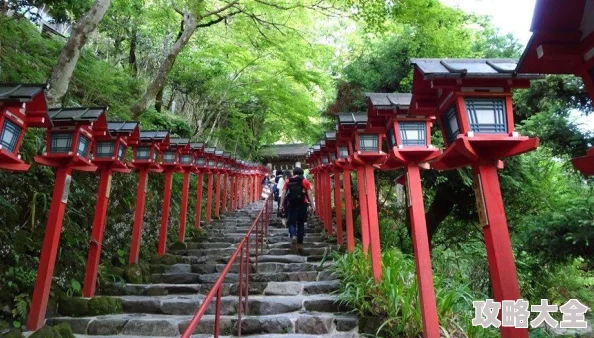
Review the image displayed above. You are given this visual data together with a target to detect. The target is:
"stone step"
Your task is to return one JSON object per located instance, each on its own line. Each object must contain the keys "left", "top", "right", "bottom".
{"left": 110, "top": 294, "right": 346, "bottom": 316}
{"left": 152, "top": 261, "right": 327, "bottom": 275}
{"left": 150, "top": 270, "right": 336, "bottom": 284}
{"left": 47, "top": 312, "right": 358, "bottom": 336}
{"left": 102, "top": 281, "right": 340, "bottom": 297}
{"left": 72, "top": 333, "right": 358, "bottom": 338}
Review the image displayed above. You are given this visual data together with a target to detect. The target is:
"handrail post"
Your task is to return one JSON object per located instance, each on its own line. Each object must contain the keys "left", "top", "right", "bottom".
{"left": 214, "top": 287, "right": 222, "bottom": 338}
{"left": 238, "top": 242, "right": 244, "bottom": 337}
{"left": 244, "top": 239, "right": 250, "bottom": 315}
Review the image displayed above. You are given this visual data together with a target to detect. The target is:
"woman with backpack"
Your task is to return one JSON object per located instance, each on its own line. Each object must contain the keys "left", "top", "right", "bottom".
{"left": 279, "top": 167, "right": 315, "bottom": 254}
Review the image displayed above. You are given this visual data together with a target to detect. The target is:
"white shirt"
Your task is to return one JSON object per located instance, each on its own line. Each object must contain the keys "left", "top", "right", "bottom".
{"left": 276, "top": 176, "right": 285, "bottom": 191}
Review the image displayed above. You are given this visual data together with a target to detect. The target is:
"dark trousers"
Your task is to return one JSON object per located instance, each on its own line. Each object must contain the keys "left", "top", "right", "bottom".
{"left": 287, "top": 203, "right": 308, "bottom": 244}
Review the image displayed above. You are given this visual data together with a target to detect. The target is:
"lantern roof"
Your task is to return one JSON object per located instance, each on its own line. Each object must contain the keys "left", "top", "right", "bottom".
{"left": 517, "top": 0, "right": 593, "bottom": 75}
{"left": 48, "top": 107, "right": 107, "bottom": 123}
{"left": 107, "top": 121, "right": 139, "bottom": 135}
{"left": 204, "top": 147, "right": 216, "bottom": 154}
{"left": 190, "top": 142, "right": 204, "bottom": 150}
{"left": 215, "top": 150, "right": 224, "bottom": 156}
{"left": 139, "top": 131, "right": 169, "bottom": 142}
{"left": 410, "top": 58, "right": 541, "bottom": 79}
{"left": 366, "top": 93, "right": 412, "bottom": 109}
{"left": 325, "top": 131, "right": 336, "bottom": 140}
{"left": 223, "top": 152, "right": 231, "bottom": 158}
{"left": 0, "top": 84, "right": 47, "bottom": 102}
{"left": 337, "top": 112, "right": 367, "bottom": 125}
{"left": 169, "top": 138, "right": 190, "bottom": 148}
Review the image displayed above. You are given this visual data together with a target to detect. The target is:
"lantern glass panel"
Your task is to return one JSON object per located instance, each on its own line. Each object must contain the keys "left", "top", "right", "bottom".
{"left": 181, "top": 154, "right": 192, "bottom": 164}
{"left": 95, "top": 141, "right": 115, "bottom": 158}
{"left": 208, "top": 159, "right": 216, "bottom": 167}
{"left": 338, "top": 146, "right": 348, "bottom": 159}
{"left": 387, "top": 128, "right": 396, "bottom": 148}
{"left": 77, "top": 135, "right": 91, "bottom": 158}
{"left": 359, "top": 134, "right": 379, "bottom": 152}
{"left": 118, "top": 144, "right": 126, "bottom": 161}
{"left": 330, "top": 152, "right": 336, "bottom": 161}
{"left": 217, "top": 161, "right": 224, "bottom": 168}
{"left": 1, "top": 119, "right": 21, "bottom": 153}
{"left": 442, "top": 105, "right": 460, "bottom": 145}
{"left": 136, "top": 146, "right": 151, "bottom": 160}
{"left": 399, "top": 122, "right": 426, "bottom": 146}
{"left": 196, "top": 158, "right": 206, "bottom": 166}
{"left": 163, "top": 151, "right": 176, "bottom": 163}
{"left": 322, "top": 155, "right": 329, "bottom": 164}
{"left": 50, "top": 132, "right": 73, "bottom": 153}
{"left": 152, "top": 150, "right": 158, "bottom": 162}
{"left": 464, "top": 98, "right": 507, "bottom": 133}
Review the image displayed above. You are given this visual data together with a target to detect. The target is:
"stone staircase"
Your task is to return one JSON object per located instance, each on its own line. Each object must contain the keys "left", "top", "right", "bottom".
{"left": 46, "top": 201, "right": 359, "bottom": 338}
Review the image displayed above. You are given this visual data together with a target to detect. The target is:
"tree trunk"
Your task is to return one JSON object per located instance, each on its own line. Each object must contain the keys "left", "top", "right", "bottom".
{"left": 130, "top": 13, "right": 197, "bottom": 118}
{"left": 425, "top": 183, "right": 456, "bottom": 246}
{"left": 129, "top": 27, "right": 138, "bottom": 76}
{"left": 46, "top": 0, "right": 112, "bottom": 105}
{"left": 155, "top": 86, "right": 164, "bottom": 112}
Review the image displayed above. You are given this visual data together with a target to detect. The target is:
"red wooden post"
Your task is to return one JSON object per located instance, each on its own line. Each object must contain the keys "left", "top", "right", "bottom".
{"left": 195, "top": 172, "right": 203, "bottom": 228}
{"left": 343, "top": 169, "right": 355, "bottom": 252}
{"left": 27, "top": 167, "right": 73, "bottom": 330}
{"left": 363, "top": 164, "right": 382, "bottom": 282}
{"left": 355, "top": 166, "right": 370, "bottom": 255}
{"left": 222, "top": 173, "right": 228, "bottom": 213}
{"left": 206, "top": 173, "right": 214, "bottom": 224}
{"left": 179, "top": 171, "right": 190, "bottom": 241}
{"left": 158, "top": 171, "right": 173, "bottom": 256}
{"left": 474, "top": 163, "right": 527, "bottom": 338}
{"left": 333, "top": 171, "right": 343, "bottom": 245}
{"left": 130, "top": 169, "right": 148, "bottom": 263}
{"left": 83, "top": 169, "right": 112, "bottom": 297}
{"left": 324, "top": 171, "right": 333, "bottom": 234}
{"left": 406, "top": 164, "right": 440, "bottom": 338}
{"left": 214, "top": 173, "right": 221, "bottom": 218}
{"left": 229, "top": 175, "right": 235, "bottom": 211}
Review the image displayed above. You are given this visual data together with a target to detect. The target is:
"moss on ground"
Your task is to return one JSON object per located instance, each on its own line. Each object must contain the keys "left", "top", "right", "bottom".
{"left": 149, "top": 253, "right": 183, "bottom": 266}
{"left": 28, "top": 326, "right": 60, "bottom": 338}
{"left": 52, "top": 323, "right": 74, "bottom": 338}
{"left": 170, "top": 241, "right": 187, "bottom": 250}
{"left": 123, "top": 264, "right": 143, "bottom": 284}
{"left": 87, "top": 297, "right": 123, "bottom": 316}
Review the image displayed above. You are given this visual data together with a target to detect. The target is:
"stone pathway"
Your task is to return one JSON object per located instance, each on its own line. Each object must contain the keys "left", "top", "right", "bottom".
{"left": 47, "top": 201, "right": 358, "bottom": 338}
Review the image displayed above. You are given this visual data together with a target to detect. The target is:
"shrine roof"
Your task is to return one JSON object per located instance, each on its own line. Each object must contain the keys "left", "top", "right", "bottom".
{"left": 260, "top": 143, "right": 309, "bottom": 157}
{"left": 48, "top": 107, "right": 107, "bottom": 122}
{"left": 337, "top": 112, "right": 367, "bottom": 125}
{"left": 215, "top": 150, "right": 224, "bottom": 156}
{"left": 410, "top": 58, "right": 541, "bottom": 79}
{"left": 204, "top": 147, "right": 216, "bottom": 154}
{"left": 169, "top": 138, "right": 190, "bottom": 147}
{"left": 107, "top": 121, "right": 138, "bottom": 135}
{"left": 366, "top": 93, "right": 412, "bottom": 108}
{"left": 0, "top": 84, "right": 46, "bottom": 102}
{"left": 139, "top": 131, "right": 169, "bottom": 141}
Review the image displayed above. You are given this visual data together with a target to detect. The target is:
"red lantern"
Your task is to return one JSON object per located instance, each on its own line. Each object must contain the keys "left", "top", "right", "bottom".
{"left": 0, "top": 84, "right": 51, "bottom": 171}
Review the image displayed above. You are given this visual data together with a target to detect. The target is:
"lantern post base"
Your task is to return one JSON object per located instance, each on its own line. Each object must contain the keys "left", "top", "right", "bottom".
{"left": 83, "top": 169, "right": 113, "bottom": 297}
{"left": 179, "top": 171, "right": 190, "bottom": 242}
{"left": 158, "top": 171, "right": 174, "bottom": 256}
{"left": 406, "top": 164, "right": 440, "bottom": 338}
{"left": 473, "top": 163, "right": 528, "bottom": 338}
{"left": 27, "top": 167, "right": 73, "bottom": 331}
{"left": 129, "top": 169, "right": 149, "bottom": 264}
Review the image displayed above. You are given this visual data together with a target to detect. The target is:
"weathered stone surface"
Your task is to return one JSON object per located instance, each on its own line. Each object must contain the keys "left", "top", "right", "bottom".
{"left": 87, "top": 318, "right": 128, "bottom": 335}
{"left": 121, "top": 298, "right": 161, "bottom": 314}
{"left": 335, "top": 316, "right": 358, "bottom": 332}
{"left": 45, "top": 318, "right": 92, "bottom": 334}
{"left": 229, "top": 282, "right": 267, "bottom": 296}
{"left": 255, "top": 255, "right": 307, "bottom": 264}
{"left": 239, "top": 316, "right": 293, "bottom": 334}
{"left": 317, "top": 270, "right": 336, "bottom": 281}
{"left": 263, "top": 282, "right": 301, "bottom": 296}
{"left": 191, "top": 263, "right": 217, "bottom": 274}
{"left": 302, "top": 281, "right": 340, "bottom": 295}
{"left": 122, "top": 319, "right": 178, "bottom": 336}
{"left": 303, "top": 297, "right": 342, "bottom": 313}
{"left": 151, "top": 273, "right": 200, "bottom": 284}
{"left": 296, "top": 315, "right": 333, "bottom": 334}
{"left": 248, "top": 297, "right": 302, "bottom": 315}
{"left": 286, "top": 271, "right": 318, "bottom": 282}
{"left": 165, "top": 264, "right": 191, "bottom": 274}
{"left": 160, "top": 299, "right": 200, "bottom": 315}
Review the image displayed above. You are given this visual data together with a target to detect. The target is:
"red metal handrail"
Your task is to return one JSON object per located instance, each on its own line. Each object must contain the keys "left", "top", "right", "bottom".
{"left": 181, "top": 195, "right": 272, "bottom": 338}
